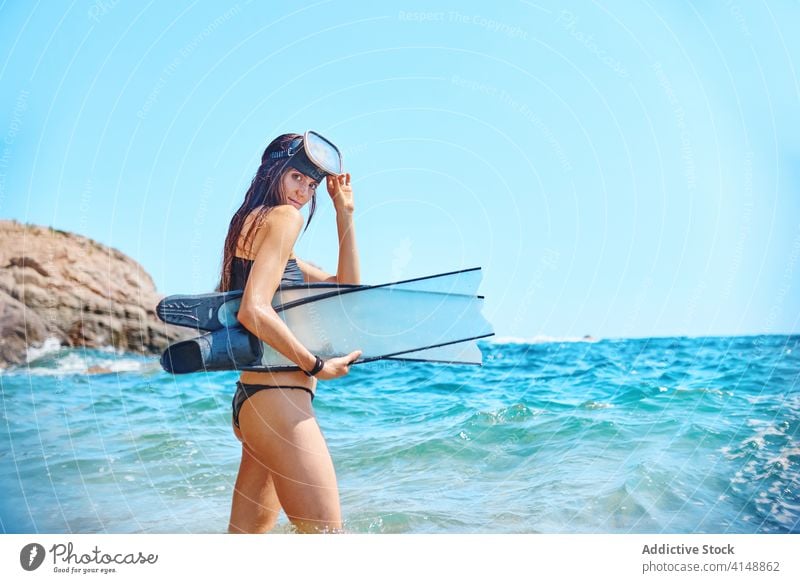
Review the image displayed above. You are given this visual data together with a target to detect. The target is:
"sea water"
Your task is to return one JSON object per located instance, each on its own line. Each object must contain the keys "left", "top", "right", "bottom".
{"left": 1, "top": 336, "right": 798, "bottom": 533}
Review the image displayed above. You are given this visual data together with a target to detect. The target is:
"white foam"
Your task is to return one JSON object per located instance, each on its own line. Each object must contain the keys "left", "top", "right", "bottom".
{"left": 739, "top": 420, "right": 787, "bottom": 452}
{"left": 17, "top": 347, "right": 148, "bottom": 377}
{"left": 583, "top": 401, "right": 614, "bottom": 410}
{"left": 25, "top": 336, "right": 62, "bottom": 362}
{"left": 765, "top": 447, "right": 800, "bottom": 472}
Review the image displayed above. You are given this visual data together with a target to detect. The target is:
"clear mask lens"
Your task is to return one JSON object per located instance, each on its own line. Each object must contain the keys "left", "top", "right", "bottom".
{"left": 304, "top": 131, "right": 342, "bottom": 175}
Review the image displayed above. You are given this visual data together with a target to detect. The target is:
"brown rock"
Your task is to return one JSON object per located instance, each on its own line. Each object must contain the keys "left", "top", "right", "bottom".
{"left": 86, "top": 365, "right": 113, "bottom": 375}
{"left": 0, "top": 289, "right": 53, "bottom": 366}
{"left": 0, "top": 220, "right": 189, "bottom": 368}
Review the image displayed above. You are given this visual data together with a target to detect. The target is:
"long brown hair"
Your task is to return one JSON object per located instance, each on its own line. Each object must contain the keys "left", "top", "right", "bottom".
{"left": 217, "top": 133, "right": 317, "bottom": 291}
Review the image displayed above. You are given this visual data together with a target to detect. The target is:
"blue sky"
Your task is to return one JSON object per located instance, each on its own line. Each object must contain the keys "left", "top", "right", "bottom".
{"left": 1, "top": 0, "right": 799, "bottom": 340}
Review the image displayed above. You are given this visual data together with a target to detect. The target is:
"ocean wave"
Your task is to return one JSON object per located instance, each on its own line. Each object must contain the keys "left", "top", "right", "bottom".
{"left": 490, "top": 335, "right": 599, "bottom": 345}
{"left": 466, "top": 403, "right": 542, "bottom": 426}
{"left": 9, "top": 347, "right": 153, "bottom": 377}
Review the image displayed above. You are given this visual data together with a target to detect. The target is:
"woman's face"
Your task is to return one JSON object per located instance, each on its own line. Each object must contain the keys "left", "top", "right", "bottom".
{"left": 280, "top": 168, "right": 318, "bottom": 210}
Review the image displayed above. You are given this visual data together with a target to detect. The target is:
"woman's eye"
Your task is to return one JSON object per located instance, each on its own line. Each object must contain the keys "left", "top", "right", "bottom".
{"left": 310, "top": 183, "right": 318, "bottom": 191}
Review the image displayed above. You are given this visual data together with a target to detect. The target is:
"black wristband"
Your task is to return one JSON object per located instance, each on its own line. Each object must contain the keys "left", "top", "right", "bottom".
{"left": 304, "top": 355, "right": 325, "bottom": 377}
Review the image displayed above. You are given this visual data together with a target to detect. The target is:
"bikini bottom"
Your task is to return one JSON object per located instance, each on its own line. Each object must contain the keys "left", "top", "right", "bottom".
{"left": 232, "top": 381, "right": 314, "bottom": 429}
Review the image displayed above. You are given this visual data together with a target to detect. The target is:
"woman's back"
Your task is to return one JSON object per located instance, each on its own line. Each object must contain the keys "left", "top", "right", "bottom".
{"left": 230, "top": 256, "right": 304, "bottom": 290}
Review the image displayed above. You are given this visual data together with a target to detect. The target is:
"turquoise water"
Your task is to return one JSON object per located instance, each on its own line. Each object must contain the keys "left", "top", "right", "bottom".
{"left": 1, "top": 336, "right": 798, "bottom": 533}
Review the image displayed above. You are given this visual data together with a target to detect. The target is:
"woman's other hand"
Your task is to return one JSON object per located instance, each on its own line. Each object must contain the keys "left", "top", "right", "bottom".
{"left": 327, "top": 173, "right": 354, "bottom": 214}
{"left": 316, "top": 349, "right": 362, "bottom": 380}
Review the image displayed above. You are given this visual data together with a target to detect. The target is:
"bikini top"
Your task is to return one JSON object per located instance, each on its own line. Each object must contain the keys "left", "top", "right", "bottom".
{"left": 230, "top": 256, "right": 304, "bottom": 290}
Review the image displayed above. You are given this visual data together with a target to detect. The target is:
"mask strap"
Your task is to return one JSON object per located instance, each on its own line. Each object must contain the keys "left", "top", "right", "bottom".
{"left": 268, "top": 137, "right": 304, "bottom": 161}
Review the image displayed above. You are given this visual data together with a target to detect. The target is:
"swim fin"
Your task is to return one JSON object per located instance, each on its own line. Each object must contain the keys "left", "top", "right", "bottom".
{"left": 158, "top": 268, "right": 493, "bottom": 374}
{"left": 160, "top": 325, "right": 262, "bottom": 374}
{"left": 156, "top": 268, "right": 483, "bottom": 331}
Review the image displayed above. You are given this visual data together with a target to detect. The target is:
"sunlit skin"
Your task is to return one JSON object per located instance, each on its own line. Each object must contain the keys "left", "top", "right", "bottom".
{"left": 282, "top": 170, "right": 317, "bottom": 209}
{"left": 281, "top": 168, "right": 354, "bottom": 214}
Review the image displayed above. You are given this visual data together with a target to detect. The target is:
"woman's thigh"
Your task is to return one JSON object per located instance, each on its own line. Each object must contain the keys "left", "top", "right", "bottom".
{"left": 228, "top": 439, "right": 281, "bottom": 534}
{"left": 238, "top": 389, "right": 341, "bottom": 533}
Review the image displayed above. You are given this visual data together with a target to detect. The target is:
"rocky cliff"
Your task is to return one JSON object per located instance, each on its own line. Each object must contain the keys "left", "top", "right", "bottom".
{"left": 0, "top": 220, "right": 186, "bottom": 368}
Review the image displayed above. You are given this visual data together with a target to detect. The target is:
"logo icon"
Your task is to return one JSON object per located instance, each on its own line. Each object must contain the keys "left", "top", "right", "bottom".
{"left": 20, "top": 543, "right": 46, "bottom": 571}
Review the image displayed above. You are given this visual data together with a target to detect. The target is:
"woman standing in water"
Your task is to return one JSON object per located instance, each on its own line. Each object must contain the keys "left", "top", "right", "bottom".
{"left": 218, "top": 132, "right": 361, "bottom": 534}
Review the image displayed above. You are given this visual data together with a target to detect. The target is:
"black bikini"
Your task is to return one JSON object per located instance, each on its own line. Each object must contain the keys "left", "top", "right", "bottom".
{"left": 229, "top": 256, "right": 304, "bottom": 290}
{"left": 230, "top": 256, "right": 313, "bottom": 429}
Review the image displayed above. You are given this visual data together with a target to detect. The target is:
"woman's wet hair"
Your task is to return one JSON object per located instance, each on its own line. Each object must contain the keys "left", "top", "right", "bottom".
{"left": 218, "top": 133, "right": 318, "bottom": 291}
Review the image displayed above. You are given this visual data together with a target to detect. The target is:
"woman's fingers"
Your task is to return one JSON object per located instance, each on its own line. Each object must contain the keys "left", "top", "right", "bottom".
{"left": 331, "top": 173, "right": 349, "bottom": 186}
{"left": 346, "top": 349, "right": 363, "bottom": 365}
{"left": 327, "top": 174, "right": 343, "bottom": 197}
{"left": 316, "top": 351, "right": 360, "bottom": 380}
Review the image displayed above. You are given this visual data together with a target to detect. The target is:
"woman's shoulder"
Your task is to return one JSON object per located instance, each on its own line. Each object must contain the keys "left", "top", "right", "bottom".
{"left": 247, "top": 204, "right": 302, "bottom": 229}
{"left": 237, "top": 205, "right": 303, "bottom": 257}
